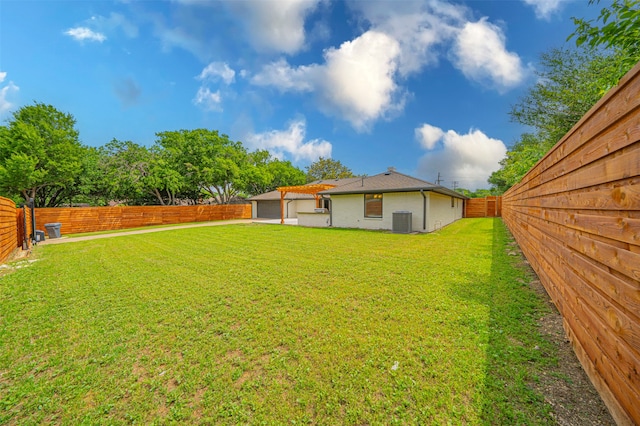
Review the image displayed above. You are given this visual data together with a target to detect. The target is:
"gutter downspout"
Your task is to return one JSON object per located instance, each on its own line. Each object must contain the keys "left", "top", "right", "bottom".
{"left": 420, "top": 190, "right": 427, "bottom": 231}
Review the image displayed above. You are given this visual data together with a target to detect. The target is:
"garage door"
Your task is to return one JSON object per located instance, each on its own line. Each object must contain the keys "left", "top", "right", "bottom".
{"left": 257, "top": 200, "right": 281, "bottom": 219}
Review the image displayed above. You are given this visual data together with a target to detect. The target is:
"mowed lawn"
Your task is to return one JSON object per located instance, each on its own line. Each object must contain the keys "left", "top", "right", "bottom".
{"left": 0, "top": 219, "right": 556, "bottom": 424}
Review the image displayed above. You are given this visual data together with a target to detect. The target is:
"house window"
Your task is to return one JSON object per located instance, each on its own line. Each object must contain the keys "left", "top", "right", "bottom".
{"left": 364, "top": 193, "right": 383, "bottom": 218}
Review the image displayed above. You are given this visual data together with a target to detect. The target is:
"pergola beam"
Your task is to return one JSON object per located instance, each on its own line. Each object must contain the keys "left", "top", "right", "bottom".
{"left": 276, "top": 184, "right": 336, "bottom": 224}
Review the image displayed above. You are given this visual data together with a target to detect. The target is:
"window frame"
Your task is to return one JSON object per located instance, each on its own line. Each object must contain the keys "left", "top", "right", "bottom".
{"left": 364, "top": 193, "right": 383, "bottom": 218}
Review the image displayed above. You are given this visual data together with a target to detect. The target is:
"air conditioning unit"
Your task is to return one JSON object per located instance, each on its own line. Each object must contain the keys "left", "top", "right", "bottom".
{"left": 392, "top": 211, "right": 412, "bottom": 234}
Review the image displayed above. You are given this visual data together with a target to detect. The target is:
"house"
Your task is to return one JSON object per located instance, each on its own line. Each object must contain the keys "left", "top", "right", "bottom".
{"left": 318, "top": 169, "right": 467, "bottom": 232}
{"left": 248, "top": 178, "right": 361, "bottom": 219}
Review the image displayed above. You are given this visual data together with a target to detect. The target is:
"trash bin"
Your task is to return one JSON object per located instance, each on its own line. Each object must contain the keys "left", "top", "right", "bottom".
{"left": 44, "top": 223, "right": 62, "bottom": 239}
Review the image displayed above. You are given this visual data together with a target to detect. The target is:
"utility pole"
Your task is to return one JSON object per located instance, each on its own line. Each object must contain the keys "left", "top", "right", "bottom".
{"left": 435, "top": 172, "right": 443, "bottom": 185}
{"left": 452, "top": 181, "right": 459, "bottom": 190}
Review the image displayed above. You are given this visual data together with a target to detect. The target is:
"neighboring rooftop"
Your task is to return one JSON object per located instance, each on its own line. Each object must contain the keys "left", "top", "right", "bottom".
{"left": 319, "top": 170, "right": 467, "bottom": 199}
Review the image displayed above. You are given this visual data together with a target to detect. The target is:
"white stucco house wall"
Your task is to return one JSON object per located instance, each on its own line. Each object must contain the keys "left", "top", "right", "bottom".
{"left": 319, "top": 169, "right": 467, "bottom": 232}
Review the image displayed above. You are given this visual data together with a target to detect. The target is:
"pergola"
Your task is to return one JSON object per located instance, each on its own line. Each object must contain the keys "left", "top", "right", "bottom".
{"left": 276, "top": 184, "right": 336, "bottom": 224}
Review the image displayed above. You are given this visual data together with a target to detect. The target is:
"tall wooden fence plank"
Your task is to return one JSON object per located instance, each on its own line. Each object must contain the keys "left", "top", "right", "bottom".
{"left": 502, "top": 61, "right": 640, "bottom": 426}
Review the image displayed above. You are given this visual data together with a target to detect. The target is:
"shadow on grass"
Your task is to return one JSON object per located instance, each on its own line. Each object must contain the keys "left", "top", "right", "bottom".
{"left": 449, "top": 218, "right": 555, "bottom": 424}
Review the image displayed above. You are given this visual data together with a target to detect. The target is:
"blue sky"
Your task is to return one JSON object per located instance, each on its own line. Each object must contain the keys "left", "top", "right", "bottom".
{"left": 0, "top": 0, "right": 597, "bottom": 190}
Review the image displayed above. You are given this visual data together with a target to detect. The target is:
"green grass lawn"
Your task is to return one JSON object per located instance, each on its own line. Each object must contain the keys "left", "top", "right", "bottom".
{"left": 0, "top": 219, "right": 556, "bottom": 424}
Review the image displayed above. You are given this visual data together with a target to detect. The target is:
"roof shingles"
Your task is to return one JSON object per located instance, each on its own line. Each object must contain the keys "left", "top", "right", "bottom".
{"left": 247, "top": 177, "right": 361, "bottom": 201}
{"left": 319, "top": 171, "right": 467, "bottom": 199}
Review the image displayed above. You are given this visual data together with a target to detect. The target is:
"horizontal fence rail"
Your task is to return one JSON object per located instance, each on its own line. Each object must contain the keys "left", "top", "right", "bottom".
{"left": 34, "top": 204, "right": 252, "bottom": 235}
{"left": 502, "top": 62, "right": 640, "bottom": 425}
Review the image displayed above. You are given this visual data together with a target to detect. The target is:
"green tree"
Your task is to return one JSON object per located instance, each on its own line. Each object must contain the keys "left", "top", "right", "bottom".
{"left": 489, "top": 134, "right": 555, "bottom": 193}
{"left": 98, "top": 139, "right": 152, "bottom": 204}
{"left": 305, "top": 157, "right": 354, "bottom": 182}
{"left": 155, "top": 129, "right": 248, "bottom": 204}
{"left": 456, "top": 188, "right": 498, "bottom": 198}
{"left": 490, "top": 47, "right": 624, "bottom": 194}
{"left": 97, "top": 139, "right": 183, "bottom": 205}
{"left": 0, "top": 102, "right": 84, "bottom": 207}
{"left": 239, "top": 150, "right": 306, "bottom": 196}
{"left": 510, "top": 47, "right": 625, "bottom": 145}
{"left": 569, "top": 0, "right": 640, "bottom": 89}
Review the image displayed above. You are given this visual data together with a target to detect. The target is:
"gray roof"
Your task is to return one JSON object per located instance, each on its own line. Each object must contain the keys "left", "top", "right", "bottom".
{"left": 319, "top": 170, "right": 468, "bottom": 199}
{"left": 248, "top": 177, "right": 362, "bottom": 201}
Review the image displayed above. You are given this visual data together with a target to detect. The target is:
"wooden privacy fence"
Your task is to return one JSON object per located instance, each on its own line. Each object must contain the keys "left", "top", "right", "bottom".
{"left": 0, "top": 197, "right": 18, "bottom": 263}
{"left": 464, "top": 196, "right": 501, "bottom": 218}
{"left": 34, "top": 204, "right": 252, "bottom": 235}
{"left": 0, "top": 202, "right": 250, "bottom": 263}
{"left": 502, "top": 62, "right": 640, "bottom": 425}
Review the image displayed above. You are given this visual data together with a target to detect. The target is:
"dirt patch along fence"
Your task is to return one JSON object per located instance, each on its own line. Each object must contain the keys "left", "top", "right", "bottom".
{"left": 33, "top": 204, "right": 252, "bottom": 235}
{"left": 465, "top": 196, "right": 501, "bottom": 218}
{"left": 501, "top": 61, "right": 640, "bottom": 425}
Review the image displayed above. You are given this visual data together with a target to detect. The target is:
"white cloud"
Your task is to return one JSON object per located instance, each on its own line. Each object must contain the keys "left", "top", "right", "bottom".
{"left": 351, "top": 2, "right": 526, "bottom": 87}
{"left": 320, "top": 31, "right": 402, "bottom": 129}
{"left": 252, "top": 31, "right": 403, "bottom": 131}
{"left": 349, "top": 1, "right": 462, "bottom": 76}
{"left": 193, "top": 87, "right": 222, "bottom": 111}
{"left": 230, "top": 0, "right": 322, "bottom": 54}
{"left": 245, "top": 119, "right": 332, "bottom": 162}
{"left": 451, "top": 19, "right": 525, "bottom": 91}
{"left": 416, "top": 123, "right": 507, "bottom": 190}
{"left": 250, "top": 59, "right": 318, "bottom": 92}
{"left": 64, "top": 27, "right": 107, "bottom": 43}
{"left": 0, "top": 72, "right": 19, "bottom": 116}
{"left": 198, "top": 62, "right": 236, "bottom": 85}
{"left": 250, "top": 3, "right": 525, "bottom": 129}
{"left": 415, "top": 123, "right": 444, "bottom": 150}
{"left": 522, "top": 0, "right": 563, "bottom": 19}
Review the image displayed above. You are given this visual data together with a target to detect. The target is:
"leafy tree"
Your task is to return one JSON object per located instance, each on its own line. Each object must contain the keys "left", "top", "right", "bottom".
{"left": 97, "top": 139, "right": 184, "bottom": 205}
{"left": 239, "top": 150, "right": 306, "bottom": 196}
{"left": 0, "top": 102, "right": 84, "bottom": 207}
{"left": 266, "top": 158, "right": 306, "bottom": 190}
{"left": 98, "top": 139, "right": 152, "bottom": 204}
{"left": 155, "top": 129, "right": 248, "bottom": 204}
{"left": 456, "top": 188, "right": 499, "bottom": 198}
{"left": 43, "top": 145, "right": 105, "bottom": 207}
{"left": 489, "top": 47, "right": 624, "bottom": 194}
{"left": 488, "top": 133, "right": 555, "bottom": 193}
{"left": 145, "top": 148, "right": 184, "bottom": 205}
{"left": 510, "top": 47, "right": 625, "bottom": 145}
{"left": 569, "top": 0, "right": 640, "bottom": 89}
{"left": 305, "top": 157, "right": 354, "bottom": 182}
